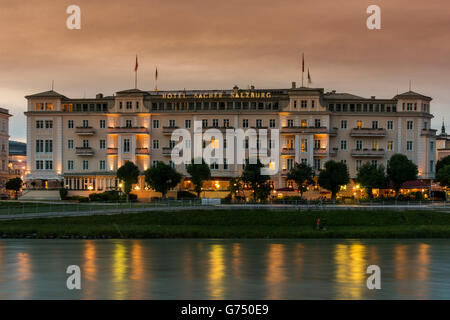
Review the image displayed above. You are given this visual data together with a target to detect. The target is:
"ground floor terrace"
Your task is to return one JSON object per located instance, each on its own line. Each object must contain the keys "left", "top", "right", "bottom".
{"left": 22, "top": 174, "right": 439, "bottom": 201}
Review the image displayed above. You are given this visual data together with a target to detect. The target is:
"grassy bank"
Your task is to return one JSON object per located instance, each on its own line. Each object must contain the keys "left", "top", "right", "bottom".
{"left": 0, "top": 209, "right": 450, "bottom": 239}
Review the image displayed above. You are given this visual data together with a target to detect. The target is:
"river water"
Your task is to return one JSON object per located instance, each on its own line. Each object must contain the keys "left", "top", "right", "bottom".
{"left": 0, "top": 239, "right": 449, "bottom": 300}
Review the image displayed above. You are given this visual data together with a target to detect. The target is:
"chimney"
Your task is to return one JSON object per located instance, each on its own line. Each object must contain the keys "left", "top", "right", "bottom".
{"left": 371, "top": 96, "right": 376, "bottom": 99}
{"left": 292, "top": 82, "right": 296, "bottom": 89}
{"left": 96, "top": 93, "right": 103, "bottom": 99}
{"left": 250, "top": 85, "right": 255, "bottom": 90}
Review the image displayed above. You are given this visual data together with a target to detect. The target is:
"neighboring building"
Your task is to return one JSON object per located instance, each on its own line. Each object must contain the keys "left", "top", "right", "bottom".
{"left": 23, "top": 84, "right": 437, "bottom": 198}
{"left": 9, "top": 140, "right": 26, "bottom": 179}
{"left": 0, "top": 108, "right": 11, "bottom": 193}
{"left": 436, "top": 120, "right": 450, "bottom": 162}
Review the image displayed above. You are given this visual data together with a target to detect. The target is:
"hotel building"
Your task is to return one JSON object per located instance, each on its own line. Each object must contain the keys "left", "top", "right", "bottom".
{"left": 24, "top": 83, "right": 437, "bottom": 198}
{"left": 0, "top": 108, "right": 11, "bottom": 194}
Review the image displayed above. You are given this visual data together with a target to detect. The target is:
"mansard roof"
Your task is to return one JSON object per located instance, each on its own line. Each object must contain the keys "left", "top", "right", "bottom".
{"left": 25, "top": 90, "right": 68, "bottom": 99}
{"left": 394, "top": 91, "right": 432, "bottom": 101}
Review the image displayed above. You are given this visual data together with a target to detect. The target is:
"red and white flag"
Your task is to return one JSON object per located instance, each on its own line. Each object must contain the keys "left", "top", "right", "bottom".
{"left": 308, "top": 68, "right": 312, "bottom": 85}
{"left": 302, "top": 53, "right": 305, "bottom": 73}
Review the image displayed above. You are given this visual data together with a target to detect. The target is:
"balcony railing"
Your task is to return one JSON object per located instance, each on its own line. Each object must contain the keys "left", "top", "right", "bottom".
{"left": 107, "top": 127, "right": 148, "bottom": 134}
{"left": 350, "top": 128, "right": 387, "bottom": 137}
{"left": 313, "top": 148, "right": 328, "bottom": 156}
{"left": 107, "top": 148, "right": 118, "bottom": 155}
{"left": 351, "top": 148, "right": 385, "bottom": 158}
{"left": 421, "top": 129, "right": 437, "bottom": 137}
{"left": 75, "top": 127, "right": 96, "bottom": 135}
{"left": 136, "top": 147, "right": 150, "bottom": 155}
{"left": 162, "top": 126, "right": 180, "bottom": 135}
{"left": 162, "top": 147, "right": 181, "bottom": 156}
{"left": 281, "top": 126, "right": 337, "bottom": 136}
{"left": 281, "top": 148, "right": 295, "bottom": 156}
{"left": 76, "top": 147, "right": 94, "bottom": 156}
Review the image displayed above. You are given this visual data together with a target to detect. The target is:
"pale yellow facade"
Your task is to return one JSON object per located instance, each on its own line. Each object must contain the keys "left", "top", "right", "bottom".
{"left": 24, "top": 84, "right": 437, "bottom": 199}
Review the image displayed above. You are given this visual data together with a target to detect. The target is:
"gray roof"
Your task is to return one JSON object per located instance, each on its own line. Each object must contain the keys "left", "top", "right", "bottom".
{"left": 323, "top": 92, "right": 366, "bottom": 100}
{"left": 394, "top": 91, "right": 432, "bottom": 101}
{"left": 25, "top": 90, "right": 67, "bottom": 99}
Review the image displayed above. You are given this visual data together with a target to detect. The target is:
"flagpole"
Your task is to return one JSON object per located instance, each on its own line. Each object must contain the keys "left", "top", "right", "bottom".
{"left": 301, "top": 53, "right": 304, "bottom": 87}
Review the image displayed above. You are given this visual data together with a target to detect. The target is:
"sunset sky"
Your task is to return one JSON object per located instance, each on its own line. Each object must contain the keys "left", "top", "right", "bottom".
{"left": 0, "top": 0, "right": 449, "bottom": 141}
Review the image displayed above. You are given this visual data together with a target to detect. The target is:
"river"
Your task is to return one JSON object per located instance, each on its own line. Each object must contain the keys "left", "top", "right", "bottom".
{"left": 0, "top": 239, "right": 449, "bottom": 299}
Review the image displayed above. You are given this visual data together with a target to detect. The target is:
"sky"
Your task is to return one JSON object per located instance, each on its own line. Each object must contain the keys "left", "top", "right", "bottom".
{"left": 0, "top": 0, "right": 449, "bottom": 142}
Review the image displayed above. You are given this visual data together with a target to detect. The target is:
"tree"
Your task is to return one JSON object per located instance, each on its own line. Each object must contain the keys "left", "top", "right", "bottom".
{"left": 241, "top": 160, "right": 271, "bottom": 201}
{"left": 228, "top": 177, "right": 244, "bottom": 200}
{"left": 387, "top": 154, "right": 418, "bottom": 198}
{"left": 186, "top": 158, "right": 211, "bottom": 198}
{"left": 287, "top": 162, "right": 314, "bottom": 199}
{"left": 116, "top": 161, "right": 140, "bottom": 202}
{"left": 254, "top": 181, "right": 273, "bottom": 202}
{"left": 5, "top": 177, "right": 23, "bottom": 200}
{"left": 436, "top": 155, "right": 450, "bottom": 174}
{"left": 318, "top": 160, "right": 350, "bottom": 201}
{"left": 436, "top": 165, "right": 450, "bottom": 188}
{"left": 144, "top": 161, "right": 182, "bottom": 199}
{"left": 356, "top": 163, "right": 388, "bottom": 199}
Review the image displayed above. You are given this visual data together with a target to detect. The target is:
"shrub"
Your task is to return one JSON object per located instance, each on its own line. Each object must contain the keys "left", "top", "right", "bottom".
{"left": 177, "top": 191, "right": 197, "bottom": 199}
{"left": 59, "top": 188, "right": 68, "bottom": 200}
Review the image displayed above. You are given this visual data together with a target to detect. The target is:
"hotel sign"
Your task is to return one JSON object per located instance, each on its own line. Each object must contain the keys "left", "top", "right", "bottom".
{"left": 162, "top": 91, "right": 272, "bottom": 99}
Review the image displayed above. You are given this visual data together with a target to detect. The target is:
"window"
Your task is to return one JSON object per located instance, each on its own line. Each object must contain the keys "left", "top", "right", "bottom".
{"left": 136, "top": 101, "right": 139, "bottom": 109}
{"left": 36, "top": 140, "right": 44, "bottom": 153}
{"left": 126, "top": 101, "right": 132, "bottom": 109}
{"left": 67, "top": 160, "right": 74, "bottom": 170}
{"left": 36, "top": 160, "right": 44, "bottom": 170}
{"left": 45, "top": 120, "right": 53, "bottom": 129}
{"left": 100, "top": 120, "right": 106, "bottom": 128}
{"left": 314, "top": 159, "right": 321, "bottom": 170}
{"left": 356, "top": 120, "right": 363, "bottom": 129}
{"left": 100, "top": 140, "right": 106, "bottom": 149}
{"left": 244, "top": 138, "right": 249, "bottom": 149}
{"left": 223, "top": 119, "right": 230, "bottom": 128}
{"left": 287, "top": 119, "right": 294, "bottom": 127}
{"left": 293, "top": 100, "right": 297, "bottom": 108}
{"left": 68, "top": 140, "right": 74, "bottom": 149}
{"left": 311, "top": 100, "right": 315, "bottom": 108}
{"left": 83, "top": 140, "right": 89, "bottom": 148}
{"left": 212, "top": 119, "right": 219, "bottom": 127}
{"left": 82, "top": 120, "right": 89, "bottom": 128}
{"left": 387, "top": 120, "right": 394, "bottom": 130}
{"left": 169, "top": 120, "right": 176, "bottom": 127}
{"left": 407, "top": 120, "right": 414, "bottom": 130}
{"left": 340, "top": 140, "right": 347, "bottom": 150}
{"left": 301, "top": 100, "right": 307, "bottom": 108}
{"left": 153, "top": 140, "right": 159, "bottom": 149}
{"left": 301, "top": 119, "right": 307, "bottom": 128}
{"left": 269, "top": 119, "right": 276, "bottom": 128}
{"left": 210, "top": 159, "right": 219, "bottom": 170}
{"left": 36, "top": 120, "right": 44, "bottom": 129}
{"left": 424, "top": 121, "right": 428, "bottom": 130}
{"left": 301, "top": 139, "right": 308, "bottom": 152}
{"left": 314, "top": 140, "right": 321, "bottom": 149}
{"left": 372, "top": 140, "right": 379, "bottom": 150}
{"left": 356, "top": 160, "right": 362, "bottom": 171}
{"left": 153, "top": 120, "right": 159, "bottom": 129}
{"left": 223, "top": 159, "right": 229, "bottom": 170}
{"left": 356, "top": 140, "right": 362, "bottom": 150}
{"left": 372, "top": 121, "right": 378, "bottom": 129}
{"left": 45, "top": 140, "right": 53, "bottom": 153}
{"left": 124, "top": 139, "right": 130, "bottom": 153}
{"left": 430, "top": 160, "right": 434, "bottom": 173}
{"left": 185, "top": 120, "right": 191, "bottom": 129}
{"left": 406, "top": 141, "right": 413, "bottom": 151}
{"left": 99, "top": 160, "right": 106, "bottom": 170}
{"left": 202, "top": 119, "right": 209, "bottom": 128}
{"left": 430, "top": 141, "right": 435, "bottom": 152}
{"left": 82, "top": 160, "right": 89, "bottom": 170}
{"left": 371, "top": 160, "right": 378, "bottom": 167}
{"left": 256, "top": 119, "right": 263, "bottom": 128}
{"left": 314, "top": 119, "right": 321, "bottom": 128}
{"left": 45, "top": 160, "right": 53, "bottom": 170}
{"left": 169, "top": 140, "right": 176, "bottom": 148}
{"left": 341, "top": 120, "right": 347, "bottom": 129}
{"left": 387, "top": 141, "right": 393, "bottom": 151}
{"left": 68, "top": 120, "right": 74, "bottom": 129}
{"left": 287, "top": 158, "right": 294, "bottom": 170}
{"left": 125, "top": 120, "right": 132, "bottom": 128}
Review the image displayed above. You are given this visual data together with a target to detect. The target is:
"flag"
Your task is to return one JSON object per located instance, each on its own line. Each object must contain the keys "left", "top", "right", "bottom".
{"left": 307, "top": 68, "right": 312, "bottom": 85}
{"left": 302, "top": 53, "right": 305, "bottom": 73}
{"left": 134, "top": 55, "right": 139, "bottom": 72}
{"left": 155, "top": 67, "right": 158, "bottom": 80}
{"left": 154, "top": 67, "right": 158, "bottom": 92}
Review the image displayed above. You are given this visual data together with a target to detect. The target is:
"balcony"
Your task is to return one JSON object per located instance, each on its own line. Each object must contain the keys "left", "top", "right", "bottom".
{"left": 76, "top": 147, "right": 94, "bottom": 156}
{"left": 107, "top": 126, "right": 148, "bottom": 134}
{"left": 162, "top": 147, "right": 181, "bottom": 156}
{"left": 75, "top": 127, "right": 96, "bottom": 135}
{"left": 281, "top": 148, "right": 295, "bottom": 156}
{"left": 107, "top": 148, "right": 118, "bottom": 155}
{"left": 162, "top": 126, "right": 180, "bottom": 135}
{"left": 313, "top": 148, "right": 328, "bottom": 157}
{"left": 421, "top": 129, "right": 437, "bottom": 137}
{"left": 136, "top": 147, "right": 150, "bottom": 155}
{"left": 281, "top": 126, "right": 337, "bottom": 136}
{"left": 351, "top": 149, "right": 385, "bottom": 158}
{"left": 350, "top": 128, "right": 387, "bottom": 137}
{"left": 202, "top": 126, "right": 235, "bottom": 132}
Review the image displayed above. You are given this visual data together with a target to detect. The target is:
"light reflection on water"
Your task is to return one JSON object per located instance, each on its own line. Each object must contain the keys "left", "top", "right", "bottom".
{"left": 0, "top": 239, "right": 449, "bottom": 300}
